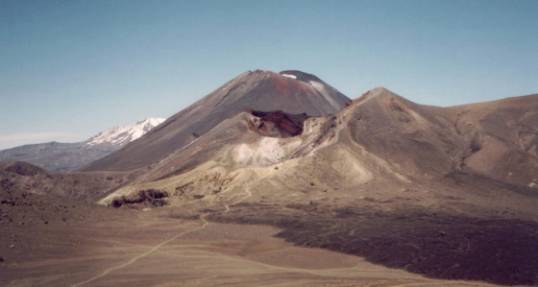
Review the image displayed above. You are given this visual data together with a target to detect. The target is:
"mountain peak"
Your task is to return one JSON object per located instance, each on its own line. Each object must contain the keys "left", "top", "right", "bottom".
{"left": 85, "top": 70, "right": 350, "bottom": 171}
{"left": 353, "top": 87, "right": 406, "bottom": 103}
{"left": 279, "top": 70, "right": 322, "bottom": 82}
{"left": 236, "top": 69, "right": 324, "bottom": 83}
{"left": 365, "top": 86, "right": 399, "bottom": 98}
{"left": 86, "top": 117, "right": 166, "bottom": 146}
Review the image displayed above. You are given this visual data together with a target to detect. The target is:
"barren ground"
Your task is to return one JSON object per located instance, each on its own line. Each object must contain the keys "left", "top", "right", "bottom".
{"left": 1, "top": 204, "right": 505, "bottom": 287}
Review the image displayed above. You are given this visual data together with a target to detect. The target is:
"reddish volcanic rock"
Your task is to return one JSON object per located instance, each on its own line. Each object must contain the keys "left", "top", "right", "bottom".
{"left": 250, "top": 110, "right": 309, "bottom": 137}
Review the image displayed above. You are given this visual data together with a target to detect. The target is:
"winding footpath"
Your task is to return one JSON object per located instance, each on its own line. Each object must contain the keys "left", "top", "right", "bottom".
{"left": 70, "top": 188, "right": 252, "bottom": 287}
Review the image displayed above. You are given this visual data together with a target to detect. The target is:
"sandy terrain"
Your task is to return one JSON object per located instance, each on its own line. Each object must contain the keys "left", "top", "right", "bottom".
{"left": 1, "top": 207, "right": 499, "bottom": 287}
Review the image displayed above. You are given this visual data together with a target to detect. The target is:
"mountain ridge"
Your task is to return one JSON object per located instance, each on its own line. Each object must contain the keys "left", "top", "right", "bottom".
{"left": 0, "top": 117, "right": 165, "bottom": 172}
{"left": 86, "top": 117, "right": 165, "bottom": 146}
{"left": 101, "top": 86, "right": 538, "bottom": 206}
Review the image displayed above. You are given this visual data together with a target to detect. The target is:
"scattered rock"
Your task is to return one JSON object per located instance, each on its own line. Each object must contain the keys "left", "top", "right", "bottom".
{"left": 111, "top": 189, "right": 169, "bottom": 208}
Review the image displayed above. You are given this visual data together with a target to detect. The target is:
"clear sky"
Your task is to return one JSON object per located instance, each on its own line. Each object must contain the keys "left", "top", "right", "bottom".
{"left": 1, "top": 0, "right": 537, "bottom": 149}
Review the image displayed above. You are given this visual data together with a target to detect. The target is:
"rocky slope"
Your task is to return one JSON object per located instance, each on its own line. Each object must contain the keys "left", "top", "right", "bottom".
{"left": 101, "top": 88, "right": 538, "bottom": 213}
{"left": 0, "top": 161, "right": 131, "bottom": 203}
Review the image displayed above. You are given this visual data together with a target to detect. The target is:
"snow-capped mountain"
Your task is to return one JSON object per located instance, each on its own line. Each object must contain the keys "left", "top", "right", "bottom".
{"left": 86, "top": 118, "right": 165, "bottom": 146}
{"left": 0, "top": 117, "right": 166, "bottom": 172}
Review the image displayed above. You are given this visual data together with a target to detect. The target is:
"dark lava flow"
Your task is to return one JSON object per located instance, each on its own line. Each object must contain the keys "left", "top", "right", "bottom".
{"left": 208, "top": 203, "right": 538, "bottom": 286}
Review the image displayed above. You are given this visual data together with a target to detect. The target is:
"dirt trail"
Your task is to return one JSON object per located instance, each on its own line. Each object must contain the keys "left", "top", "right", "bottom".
{"left": 70, "top": 216, "right": 209, "bottom": 287}
{"left": 70, "top": 187, "right": 253, "bottom": 287}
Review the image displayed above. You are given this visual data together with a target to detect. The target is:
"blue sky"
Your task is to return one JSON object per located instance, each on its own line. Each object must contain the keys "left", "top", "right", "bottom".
{"left": 1, "top": 0, "right": 537, "bottom": 149}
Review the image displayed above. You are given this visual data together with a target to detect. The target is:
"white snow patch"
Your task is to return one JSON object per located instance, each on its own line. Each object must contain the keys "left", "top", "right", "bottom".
{"left": 281, "top": 73, "right": 297, "bottom": 79}
{"left": 86, "top": 117, "right": 166, "bottom": 146}
{"left": 309, "top": 81, "right": 341, "bottom": 110}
